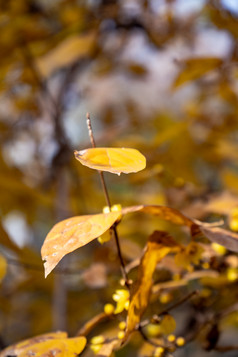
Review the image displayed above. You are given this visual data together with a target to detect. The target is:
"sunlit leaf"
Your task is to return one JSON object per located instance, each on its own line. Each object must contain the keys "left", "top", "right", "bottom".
{"left": 74, "top": 148, "right": 146, "bottom": 175}
{"left": 126, "top": 231, "right": 179, "bottom": 336}
{"left": 173, "top": 57, "right": 223, "bottom": 88}
{"left": 0, "top": 332, "right": 86, "bottom": 357}
{"left": 41, "top": 212, "right": 121, "bottom": 277}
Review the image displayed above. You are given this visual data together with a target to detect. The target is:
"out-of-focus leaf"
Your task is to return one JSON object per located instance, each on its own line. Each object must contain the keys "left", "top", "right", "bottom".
{"left": 41, "top": 212, "right": 121, "bottom": 277}
{"left": 175, "top": 242, "right": 204, "bottom": 269}
{"left": 173, "top": 57, "right": 223, "bottom": 88}
{"left": 121, "top": 205, "right": 194, "bottom": 226}
{"left": 200, "top": 226, "right": 238, "bottom": 253}
{"left": 74, "top": 148, "right": 146, "bottom": 175}
{"left": 126, "top": 231, "right": 179, "bottom": 336}
{"left": 121, "top": 205, "right": 238, "bottom": 252}
{"left": 36, "top": 32, "right": 95, "bottom": 77}
{"left": 205, "top": 192, "right": 238, "bottom": 215}
{"left": 0, "top": 332, "right": 87, "bottom": 357}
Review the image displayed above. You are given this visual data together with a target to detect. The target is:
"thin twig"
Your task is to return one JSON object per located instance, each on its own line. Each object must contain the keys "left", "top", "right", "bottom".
{"left": 76, "top": 312, "right": 113, "bottom": 336}
{"left": 160, "top": 290, "right": 198, "bottom": 316}
{"left": 86, "top": 113, "right": 129, "bottom": 287}
{"left": 140, "top": 290, "right": 198, "bottom": 328}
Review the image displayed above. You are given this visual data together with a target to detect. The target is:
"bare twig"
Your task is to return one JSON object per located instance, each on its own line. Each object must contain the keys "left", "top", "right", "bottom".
{"left": 76, "top": 312, "right": 113, "bottom": 336}
{"left": 86, "top": 113, "right": 129, "bottom": 287}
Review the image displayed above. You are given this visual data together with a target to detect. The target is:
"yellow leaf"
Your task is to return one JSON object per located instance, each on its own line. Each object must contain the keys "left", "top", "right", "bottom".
{"left": 74, "top": 148, "right": 146, "bottom": 175}
{"left": 0, "top": 332, "right": 86, "bottom": 357}
{"left": 36, "top": 32, "right": 95, "bottom": 77}
{"left": 126, "top": 231, "right": 179, "bottom": 336}
{"left": 41, "top": 212, "right": 121, "bottom": 277}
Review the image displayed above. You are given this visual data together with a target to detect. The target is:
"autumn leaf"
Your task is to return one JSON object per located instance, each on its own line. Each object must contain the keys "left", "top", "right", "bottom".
{"left": 173, "top": 57, "right": 223, "bottom": 88}
{"left": 125, "top": 231, "right": 179, "bottom": 336}
{"left": 41, "top": 212, "right": 121, "bottom": 277}
{"left": 74, "top": 148, "right": 146, "bottom": 175}
{"left": 199, "top": 226, "right": 238, "bottom": 253}
{"left": 121, "top": 205, "right": 193, "bottom": 226}
{"left": 121, "top": 205, "right": 238, "bottom": 252}
{"left": 0, "top": 332, "right": 87, "bottom": 357}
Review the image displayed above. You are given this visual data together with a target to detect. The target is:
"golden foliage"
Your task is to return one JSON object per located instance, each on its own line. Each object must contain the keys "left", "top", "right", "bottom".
{"left": 74, "top": 148, "right": 146, "bottom": 175}
{"left": 41, "top": 212, "right": 121, "bottom": 277}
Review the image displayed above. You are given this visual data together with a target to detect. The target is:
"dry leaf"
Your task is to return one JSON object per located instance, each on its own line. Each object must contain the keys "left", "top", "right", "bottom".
{"left": 0, "top": 332, "right": 86, "bottom": 357}
{"left": 200, "top": 226, "right": 238, "bottom": 253}
{"left": 126, "top": 231, "right": 179, "bottom": 336}
{"left": 74, "top": 148, "right": 146, "bottom": 175}
{"left": 121, "top": 205, "right": 238, "bottom": 252}
{"left": 41, "top": 212, "right": 121, "bottom": 277}
{"left": 121, "top": 205, "right": 194, "bottom": 226}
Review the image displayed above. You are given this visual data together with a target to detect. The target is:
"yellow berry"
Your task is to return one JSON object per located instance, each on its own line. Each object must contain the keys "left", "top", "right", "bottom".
{"left": 167, "top": 334, "right": 176, "bottom": 342}
{"left": 227, "top": 268, "right": 238, "bottom": 281}
{"left": 104, "top": 303, "right": 115, "bottom": 315}
{"left": 154, "top": 347, "right": 164, "bottom": 356}
{"left": 90, "top": 344, "right": 102, "bottom": 353}
{"left": 119, "top": 321, "right": 126, "bottom": 330}
{"left": 103, "top": 206, "right": 110, "bottom": 214}
{"left": 176, "top": 337, "right": 185, "bottom": 346}
{"left": 97, "top": 234, "right": 111, "bottom": 244}
{"left": 112, "top": 204, "right": 122, "bottom": 212}
{"left": 91, "top": 335, "right": 105, "bottom": 345}
{"left": 124, "top": 300, "right": 130, "bottom": 310}
{"left": 159, "top": 292, "right": 171, "bottom": 304}
{"left": 146, "top": 324, "right": 161, "bottom": 337}
{"left": 212, "top": 243, "right": 227, "bottom": 255}
{"left": 117, "top": 331, "right": 125, "bottom": 339}
{"left": 229, "top": 219, "right": 238, "bottom": 232}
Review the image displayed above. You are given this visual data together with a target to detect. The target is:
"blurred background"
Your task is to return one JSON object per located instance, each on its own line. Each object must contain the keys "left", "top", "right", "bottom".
{"left": 0, "top": 0, "right": 238, "bottom": 355}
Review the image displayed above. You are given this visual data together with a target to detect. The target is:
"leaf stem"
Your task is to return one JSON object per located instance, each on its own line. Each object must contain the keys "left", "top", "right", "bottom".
{"left": 86, "top": 113, "right": 129, "bottom": 287}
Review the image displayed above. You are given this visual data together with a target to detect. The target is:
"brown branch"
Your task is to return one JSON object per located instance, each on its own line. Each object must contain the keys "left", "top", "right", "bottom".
{"left": 76, "top": 312, "right": 113, "bottom": 336}
{"left": 86, "top": 113, "right": 129, "bottom": 287}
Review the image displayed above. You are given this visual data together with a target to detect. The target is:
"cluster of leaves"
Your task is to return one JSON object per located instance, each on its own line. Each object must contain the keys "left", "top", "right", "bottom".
{"left": 1, "top": 0, "right": 238, "bottom": 356}
{"left": 2, "top": 144, "right": 238, "bottom": 356}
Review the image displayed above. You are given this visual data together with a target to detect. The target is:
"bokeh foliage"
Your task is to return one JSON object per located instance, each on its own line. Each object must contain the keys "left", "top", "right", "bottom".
{"left": 0, "top": 0, "right": 238, "bottom": 356}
